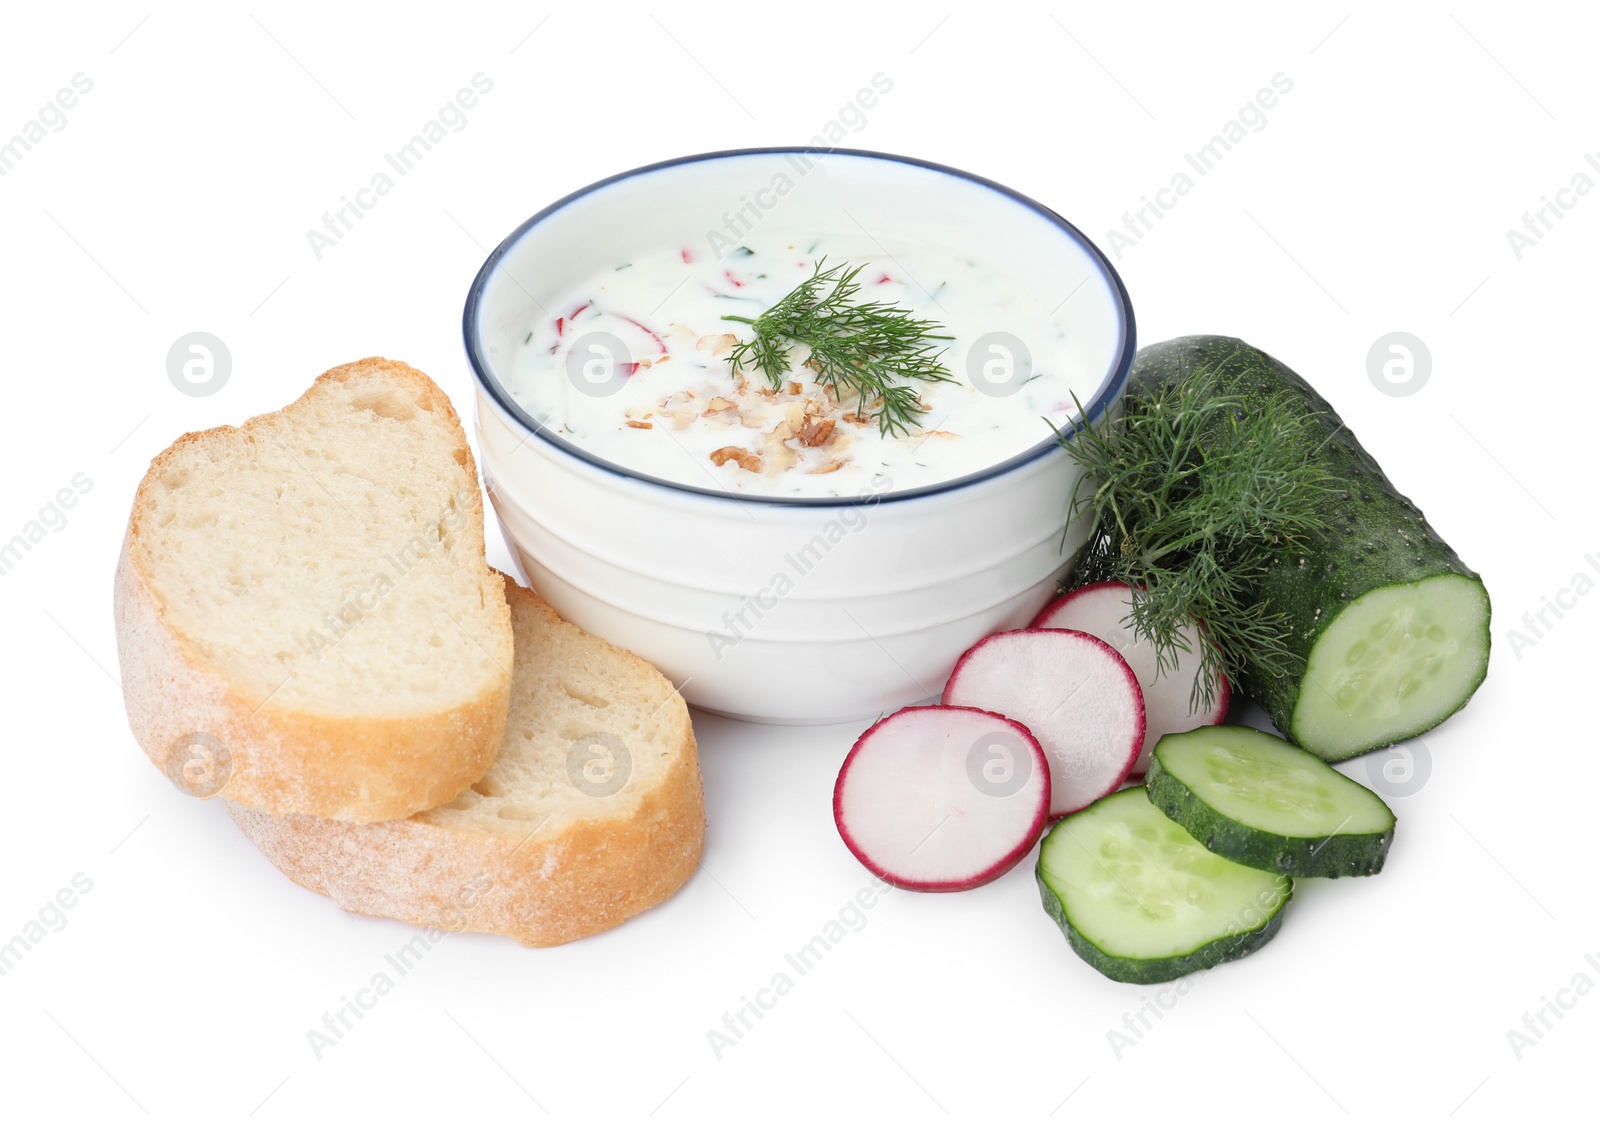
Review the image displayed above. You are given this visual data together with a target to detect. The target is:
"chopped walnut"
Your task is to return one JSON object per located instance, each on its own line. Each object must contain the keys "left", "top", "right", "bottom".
{"left": 762, "top": 427, "right": 798, "bottom": 473}
{"left": 710, "top": 446, "right": 763, "bottom": 472}
{"left": 798, "top": 418, "right": 835, "bottom": 447}
{"left": 739, "top": 404, "right": 775, "bottom": 429}
{"left": 681, "top": 365, "right": 891, "bottom": 480}
{"left": 660, "top": 390, "right": 697, "bottom": 428}
{"left": 697, "top": 333, "right": 738, "bottom": 357}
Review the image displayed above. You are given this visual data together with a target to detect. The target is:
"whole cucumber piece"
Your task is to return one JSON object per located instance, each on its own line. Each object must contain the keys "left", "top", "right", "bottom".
{"left": 1127, "top": 336, "right": 1490, "bottom": 761}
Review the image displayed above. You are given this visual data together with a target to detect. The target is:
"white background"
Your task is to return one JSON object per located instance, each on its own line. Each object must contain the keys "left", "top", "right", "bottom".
{"left": 2, "top": 2, "right": 1595, "bottom": 1127}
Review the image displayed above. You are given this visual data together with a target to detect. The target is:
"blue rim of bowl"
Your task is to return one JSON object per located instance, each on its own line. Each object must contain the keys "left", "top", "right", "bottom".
{"left": 462, "top": 146, "right": 1136, "bottom": 509}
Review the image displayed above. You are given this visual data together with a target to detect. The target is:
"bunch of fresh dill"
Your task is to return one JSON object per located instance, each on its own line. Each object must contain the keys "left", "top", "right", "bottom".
{"left": 1064, "top": 363, "right": 1337, "bottom": 710}
{"left": 723, "top": 259, "right": 953, "bottom": 436}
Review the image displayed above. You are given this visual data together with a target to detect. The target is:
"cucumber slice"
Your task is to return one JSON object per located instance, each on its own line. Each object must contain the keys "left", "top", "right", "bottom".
{"left": 1145, "top": 726, "right": 1396, "bottom": 877}
{"left": 1291, "top": 574, "right": 1490, "bottom": 761}
{"left": 1036, "top": 788, "right": 1292, "bottom": 984}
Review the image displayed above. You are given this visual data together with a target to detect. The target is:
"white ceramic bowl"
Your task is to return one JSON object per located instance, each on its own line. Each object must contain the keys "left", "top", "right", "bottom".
{"left": 464, "top": 148, "right": 1134, "bottom": 724}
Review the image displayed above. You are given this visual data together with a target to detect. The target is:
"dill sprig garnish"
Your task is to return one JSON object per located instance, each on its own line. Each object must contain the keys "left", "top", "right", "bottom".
{"left": 722, "top": 259, "right": 954, "bottom": 437}
{"left": 1062, "top": 360, "right": 1337, "bottom": 710}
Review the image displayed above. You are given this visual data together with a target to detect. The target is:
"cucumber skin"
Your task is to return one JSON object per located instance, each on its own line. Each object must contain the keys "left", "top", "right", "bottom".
{"left": 1127, "top": 336, "right": 1492, "bottom": 759}
{"left": 1143, "top": 750, "right": 1394, "bottom": 878}
{"left": 1035, "top": 803, "right": 1293, "bottom": 986}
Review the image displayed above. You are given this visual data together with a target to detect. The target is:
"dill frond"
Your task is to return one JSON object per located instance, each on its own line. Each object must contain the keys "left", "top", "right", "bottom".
{"left": 723, "top": 259, "right": 954, "bottom": 437}
{"left": 1062, "top": 361, "right": 1337, "bottom": 711}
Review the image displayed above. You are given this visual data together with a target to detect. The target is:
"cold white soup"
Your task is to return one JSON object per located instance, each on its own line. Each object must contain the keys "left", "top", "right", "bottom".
{"left": 504, "top": 236, "right": 1105, "bottom": 497}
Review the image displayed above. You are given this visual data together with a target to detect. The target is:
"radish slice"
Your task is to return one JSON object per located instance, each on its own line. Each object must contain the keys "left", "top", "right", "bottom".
{"left": 833, "top": 706, "right": 1050, "bottom": 892}
{"left": 1033, "top": 581, "right": 1230, "bottom": 776}
{"left": 942, "top": 629, "right": 1144, "bottom": 817}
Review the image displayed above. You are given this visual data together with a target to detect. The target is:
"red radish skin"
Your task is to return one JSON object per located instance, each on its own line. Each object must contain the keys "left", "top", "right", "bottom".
{"left": 552, "top": 301, "right": 593, "bottom": 341}
{"left": 943, "top": 629, "right": 1144, "bottom": 817}
{"left": 833, "top": 706, "right": 1050, "bottom": 893}
{"left": 614, "top": 313, "right": 667, "bottom": 353}
{"left": 548, "top": 305, "right": 665, "bottom": 366}
{"left": 1033, "top": 581, "right": 1230, "bottom": 777}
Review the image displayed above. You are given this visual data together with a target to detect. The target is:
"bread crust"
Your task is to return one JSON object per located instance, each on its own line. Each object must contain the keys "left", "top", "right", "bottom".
{"left": 226, "top": 585, "right": 706, "bottom": 946}
{"left": 114, "top": 358, "right": 512, "bottom": 822}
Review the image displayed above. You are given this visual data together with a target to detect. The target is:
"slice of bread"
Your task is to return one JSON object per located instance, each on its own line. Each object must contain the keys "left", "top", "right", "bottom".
{"left": 115, "top": 358, "right": 513, "bottom": 822}
{"left": 226, "top": 577, "right": 706, "bottom": 946}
